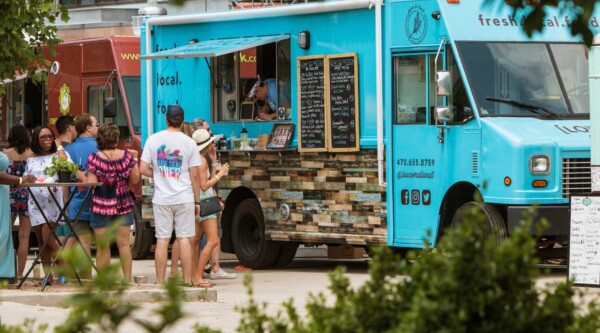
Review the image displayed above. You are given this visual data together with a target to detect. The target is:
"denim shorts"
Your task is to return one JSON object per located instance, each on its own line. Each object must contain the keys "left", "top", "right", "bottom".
{"left": 90, "top": 211, "right": 134, "bottom": 229}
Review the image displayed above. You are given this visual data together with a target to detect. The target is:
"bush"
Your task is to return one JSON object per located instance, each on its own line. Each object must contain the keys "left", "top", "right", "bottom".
{"left": 226, "top": 205, "right": 600, "bottom": 333}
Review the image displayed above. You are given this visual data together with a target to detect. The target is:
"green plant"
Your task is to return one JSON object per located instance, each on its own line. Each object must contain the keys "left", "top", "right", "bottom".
{"left": 224, "top": 206, "right": 600, "bottom": 333}
{"left": 44, "top": 155, "right": 78, "bottom": 177}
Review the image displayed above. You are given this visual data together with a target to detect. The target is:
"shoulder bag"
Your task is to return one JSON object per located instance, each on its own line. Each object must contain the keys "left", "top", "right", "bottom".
{"left": 199, "top": 196, "right": 222, "bottom": 217}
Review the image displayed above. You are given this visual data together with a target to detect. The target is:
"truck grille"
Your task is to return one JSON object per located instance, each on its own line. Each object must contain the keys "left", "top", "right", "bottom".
{"left": 562, "top": 158, "right": 591, "bottom": 198}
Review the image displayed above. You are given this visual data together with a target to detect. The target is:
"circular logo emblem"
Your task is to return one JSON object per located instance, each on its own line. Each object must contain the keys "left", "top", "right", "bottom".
{"left": 406, "top": 5, "right": 427, "bottom": 44}
{"left": 59, "top": 83, "right": 71, "bottom": 115}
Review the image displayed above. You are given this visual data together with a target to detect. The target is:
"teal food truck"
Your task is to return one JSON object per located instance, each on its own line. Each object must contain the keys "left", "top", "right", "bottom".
{"left": 139, "top": 0, "right": 595, "bottom": 267}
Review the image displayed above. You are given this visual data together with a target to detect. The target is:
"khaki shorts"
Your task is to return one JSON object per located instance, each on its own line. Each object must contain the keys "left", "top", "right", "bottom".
{"left": 153, "top": 203, "right": 195, "bottom": 238}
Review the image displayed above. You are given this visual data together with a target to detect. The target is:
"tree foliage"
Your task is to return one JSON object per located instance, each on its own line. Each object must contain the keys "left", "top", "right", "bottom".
{"left": 488, "top": 0, "right": 598, "bottom": 45}
{"left": 0, "top": 0, "right": 68, "bottom": 96}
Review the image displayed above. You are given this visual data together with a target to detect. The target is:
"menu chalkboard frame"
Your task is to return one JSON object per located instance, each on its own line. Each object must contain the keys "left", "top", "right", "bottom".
{"left": 297, "top": 55, "right": 328, "bottom": 152}
{"left": 568, "top": 193, "right": 600, "bottom": 288}
{"left": 240, "top": 101, "right": 255, "bottom": 121}
{"left": 326, "top": 53, "right": 360, "bottom": 152}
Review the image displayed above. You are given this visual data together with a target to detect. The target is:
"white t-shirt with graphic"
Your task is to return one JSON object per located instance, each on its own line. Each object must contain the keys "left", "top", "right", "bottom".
{"left": 141, "top": 130, "right": 201, "bottom": 205}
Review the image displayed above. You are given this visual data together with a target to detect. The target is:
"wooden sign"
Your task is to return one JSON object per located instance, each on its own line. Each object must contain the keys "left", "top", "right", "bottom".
{"left": 568, "top": 194, "right": 600, "bottom": 287}
{"left": 326, "top": 54, "right": 359, "bottom": 152}
{"left": 297, "top": 55, "right": 327, "bottom": 152}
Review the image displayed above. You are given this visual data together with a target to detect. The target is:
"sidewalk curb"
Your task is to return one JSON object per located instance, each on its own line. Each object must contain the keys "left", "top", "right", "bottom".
{"left": 0, "top": 287, "right": 217, "bottom": 308}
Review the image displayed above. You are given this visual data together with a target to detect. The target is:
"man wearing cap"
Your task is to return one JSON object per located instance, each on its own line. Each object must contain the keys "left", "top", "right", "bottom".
{"left": 140, "top": 104, "right": 201, "bottom": 285}
{"left": 243, "top": 77, "right": 290, "bottom": 121}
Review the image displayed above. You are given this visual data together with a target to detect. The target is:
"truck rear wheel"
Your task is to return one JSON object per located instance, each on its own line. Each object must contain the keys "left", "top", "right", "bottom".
{"left": 272, "top": 242, "right": 299, "bottom": 267}
{"left": 451, "top": 201, "right": 507, "bottom": 244}
{"left": 130, "top": 203, "right": 153, "bottom": 260}
{"left": 232, "top": 198, "right": 279, "bottom": 268}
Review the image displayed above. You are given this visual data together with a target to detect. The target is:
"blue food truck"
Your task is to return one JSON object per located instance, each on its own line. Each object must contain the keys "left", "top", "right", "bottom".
{"left": 138, "top": 0, "right": 596, "bottom": 267}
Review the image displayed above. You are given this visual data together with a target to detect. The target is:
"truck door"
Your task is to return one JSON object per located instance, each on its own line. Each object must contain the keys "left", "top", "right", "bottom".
{"left": 84, "top": 77, "right": 134, "bottom": 142}
{"left": 391, "top": 52, "right": 445, "bottom": 247}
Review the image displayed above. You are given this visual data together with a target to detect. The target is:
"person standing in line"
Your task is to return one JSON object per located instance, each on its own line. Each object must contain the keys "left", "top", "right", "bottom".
{"left": 140, "top": 105, "right": 201, "bottom": 285}
{"left": 64, "top": 114, "right": 99, "bottom": 279}
{"left": 0, "top": 151, "right": 36, "bottom": 283}
{"left": 169, "top": 121, "right": 198, "bottom": 278}
{"left": 24, "top": 126, "right": 72, "bottom": 280}
{"left": 86, "top": 124, "right": 140, "bottom": 281}
{"left": 191, "top": 128, "right": 230, "bottom": 287}
{"left": 54, "top": 115, "right": 75, "bottom": 246}
{"left": 56, "top": 115, "right": 77, "bottom": 148}
{"left": 192, "top": 118, "right": 237, "bottom": 280}
{"left": 4, "top": 124, "right": 33, "bottom": 278}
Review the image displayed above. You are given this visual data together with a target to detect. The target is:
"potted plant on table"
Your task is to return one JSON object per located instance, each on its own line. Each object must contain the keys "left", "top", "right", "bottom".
{"left": 44, "top": 155, "right": 78, "bottom": 182}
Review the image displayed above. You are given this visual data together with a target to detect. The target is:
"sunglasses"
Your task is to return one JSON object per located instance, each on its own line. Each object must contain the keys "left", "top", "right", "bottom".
{"left": 39, "top": 134, "right": 55, "bottom": 140}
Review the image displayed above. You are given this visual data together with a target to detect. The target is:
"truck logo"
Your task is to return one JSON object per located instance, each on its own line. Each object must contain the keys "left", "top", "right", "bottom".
{"left": 406, "top": 5, "right": 427, "bottom": 44}
{"left": 59, "top": 83, "right": 71, "bottom": 115}
{"left": 401, "top": 189, "right": 410, "bottom": 205}
{"left": 411, "top": 190, "right": 420, "bottom": 205}
{"left": 422, "top": 190, "right": 431, "bottom": 205}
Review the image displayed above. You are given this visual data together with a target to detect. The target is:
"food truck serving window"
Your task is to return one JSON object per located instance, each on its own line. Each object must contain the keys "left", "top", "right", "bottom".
{"left": 213, "top": 39, "right": 290, "bottom": 123}
{"left": 141, "top": 35, "right": 291, "bottom": 123}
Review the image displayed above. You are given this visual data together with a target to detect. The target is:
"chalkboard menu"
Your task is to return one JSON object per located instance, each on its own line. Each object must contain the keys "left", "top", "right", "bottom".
{"left": 568, "top": 194, "right": 600, "bottom": 287}
{"left": 327, "top": 54, "right": 359, "bottom": 152}
{"left": 297, "top": 53, "right": 360, "bottom": 152}
{"left": 298, "top": 56, "right": 327, "bottom": 152}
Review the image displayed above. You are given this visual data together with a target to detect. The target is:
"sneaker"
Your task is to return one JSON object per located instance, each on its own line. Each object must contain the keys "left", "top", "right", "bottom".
{"left": 203, "top": 264, "right": 211, "bottom": 279}
{"left": 209, "top": 268, "right": 237, "bottom": 280}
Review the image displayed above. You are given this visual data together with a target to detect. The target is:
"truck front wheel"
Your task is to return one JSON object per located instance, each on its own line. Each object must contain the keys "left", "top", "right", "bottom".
{"left": 232, "top": 198, "right": 279, "bottom": 268}
{"left": 451, "top": 201, "right": 507, "bottom": 245}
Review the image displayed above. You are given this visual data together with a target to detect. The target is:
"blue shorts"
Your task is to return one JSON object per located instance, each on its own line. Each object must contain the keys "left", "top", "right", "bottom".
{"left": 90, "top": 211, "right": 134, "bottom": 229}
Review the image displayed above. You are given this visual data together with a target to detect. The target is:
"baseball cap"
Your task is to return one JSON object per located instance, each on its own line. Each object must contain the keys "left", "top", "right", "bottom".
{"left": 166, "top": 104, "right": 184, "bottom": 121}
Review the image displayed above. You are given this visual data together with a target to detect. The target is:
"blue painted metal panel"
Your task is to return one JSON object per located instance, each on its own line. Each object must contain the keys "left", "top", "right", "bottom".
{"left": 437, "top": 0, "right": 600, "bottom": 42}
{"left": 142, "top": 8, "right": 377, "bottom": 147}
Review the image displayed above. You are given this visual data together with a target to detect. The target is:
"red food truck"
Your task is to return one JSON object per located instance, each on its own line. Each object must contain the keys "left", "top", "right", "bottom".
{"left": 1, "top": 36, "right": 152, "bottom": 258}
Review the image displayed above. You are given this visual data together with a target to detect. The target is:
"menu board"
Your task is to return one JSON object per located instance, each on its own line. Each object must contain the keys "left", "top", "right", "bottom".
{"left": 297, "top": 53, "right": 360, "bottom": 152}
{"left": 327, "top": 54, "right": 359, "bottom": 152}
{"left": 298, "top": 56, "right": 327, "bottom": 152}
{"left": 568, "top": 195, "right": 600, "bottom": 287}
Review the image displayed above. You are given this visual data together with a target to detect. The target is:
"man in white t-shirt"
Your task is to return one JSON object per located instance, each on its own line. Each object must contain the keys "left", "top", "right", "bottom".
{"left": 140, "top": 104, "right": 201, "bottom": 285}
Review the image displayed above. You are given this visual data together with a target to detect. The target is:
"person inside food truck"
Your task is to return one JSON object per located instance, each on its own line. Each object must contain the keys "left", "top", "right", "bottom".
{"left": 243, "top": 76, "right": 290, "bottom": 121}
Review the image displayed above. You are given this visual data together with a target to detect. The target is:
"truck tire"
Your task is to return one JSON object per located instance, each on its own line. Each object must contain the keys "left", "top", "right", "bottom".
{"left": 130, "top": 203, "right": 153, "bottom": 260}
{"left": 272, "top": 242, "right": 299, "bottom": 267}
{"left": 232, "top": 198, "right": 279, "bottom": 268}
{"left": 451, "top": 201, "right": 507, "bottom": 245}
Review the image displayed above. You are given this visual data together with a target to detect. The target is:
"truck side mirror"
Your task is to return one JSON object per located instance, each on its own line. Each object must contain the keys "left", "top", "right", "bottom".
{"left": 436, "top": 71, "right": 451, "bottom": 96}
{"left": 436, "top": 106, "right": 452, "bottom": 123}
{"left": 104, "top": 97, "right": 117, "bottom": 118}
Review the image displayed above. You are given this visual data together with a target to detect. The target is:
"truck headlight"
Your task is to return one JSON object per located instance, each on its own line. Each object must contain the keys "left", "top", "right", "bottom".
{"left": 529, "top": 155, "right": 550, "bottom": 175}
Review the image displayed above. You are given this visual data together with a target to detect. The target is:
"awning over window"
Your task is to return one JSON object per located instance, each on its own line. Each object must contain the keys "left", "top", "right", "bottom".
{"left": 140, "top": 34, "right": 290, "bottom": 60}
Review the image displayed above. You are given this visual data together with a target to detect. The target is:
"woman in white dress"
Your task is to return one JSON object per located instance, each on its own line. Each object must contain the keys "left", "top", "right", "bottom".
{"left": 24, "top": 126, "right": 71, "bottom": 278}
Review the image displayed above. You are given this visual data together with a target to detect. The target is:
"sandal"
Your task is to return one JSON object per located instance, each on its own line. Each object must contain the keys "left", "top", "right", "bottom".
{"left": 193, "top": 280, "right": 215, "bottom": 288}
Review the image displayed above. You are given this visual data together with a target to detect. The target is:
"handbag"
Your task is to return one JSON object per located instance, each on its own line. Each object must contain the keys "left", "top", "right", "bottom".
{"left": 199, "top": 196, "right": 222, "bottom": 217}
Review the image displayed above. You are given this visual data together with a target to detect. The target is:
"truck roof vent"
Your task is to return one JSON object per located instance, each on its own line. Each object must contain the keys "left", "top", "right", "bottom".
{"left": 133, "top": 0, "right": 167, "bottom": 37}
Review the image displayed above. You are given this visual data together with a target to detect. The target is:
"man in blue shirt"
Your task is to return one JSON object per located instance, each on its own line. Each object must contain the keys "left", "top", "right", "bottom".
{"left": 65, "top": 113, "right": 99, "bottom": 278}
{"left": 243, "top": 77, "right": 291, "bottom": 120}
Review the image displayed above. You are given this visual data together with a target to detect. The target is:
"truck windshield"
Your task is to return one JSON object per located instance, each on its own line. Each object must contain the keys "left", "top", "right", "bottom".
{"left": 456, "top": 42, "right": 589, "bottom": 118}
{"left": 123, "top": 76, "right": 141, "bottom": 134}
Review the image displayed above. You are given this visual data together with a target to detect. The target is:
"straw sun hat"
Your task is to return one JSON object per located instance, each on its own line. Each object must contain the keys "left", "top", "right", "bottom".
{"left": 192, "top": 128, "right": 215, "bottom": 152}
